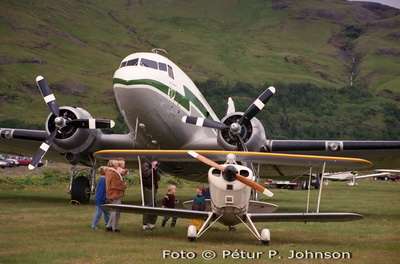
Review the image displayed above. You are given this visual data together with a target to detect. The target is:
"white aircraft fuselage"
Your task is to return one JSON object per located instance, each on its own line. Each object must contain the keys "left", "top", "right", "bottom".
{"left": 113, "top": 52, "right": 219, "bottom": 150}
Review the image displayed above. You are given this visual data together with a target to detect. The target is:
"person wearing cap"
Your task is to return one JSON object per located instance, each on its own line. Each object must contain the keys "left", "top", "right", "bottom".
{"left": 141, "top": 159, "right": 161, "bottom": 231}
{"left": 91, "top": 166, "right": 110, "bottom": 230}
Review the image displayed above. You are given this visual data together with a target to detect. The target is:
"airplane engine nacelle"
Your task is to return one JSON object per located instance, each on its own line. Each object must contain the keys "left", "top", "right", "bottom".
{"left": 45, "top": 106, "right": 101, "bottom": 158}
{"left": 208, "top": 165, "right": 254, "bottom": 213}
{"left": 217, "top": 113, "right": 267, "bottom": 151}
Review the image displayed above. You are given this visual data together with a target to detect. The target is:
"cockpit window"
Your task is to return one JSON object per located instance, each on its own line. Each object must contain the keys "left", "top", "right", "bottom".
{"left": 168, "top": 65, "right": 174, "bottom": 79}
{"left": 141, "top": 58, "right": 158, "bottom": 69}
{"left": 159, "top": 62, "right": 167, "bottom": 71}
{"left": 119, "top": 57, "right": 174, "bottom": 79}
{"left": 120, "top": 61, "right": 127, "bottom": 68}
{"left": 127, "top": 58, "right": 139, "bottom": 66}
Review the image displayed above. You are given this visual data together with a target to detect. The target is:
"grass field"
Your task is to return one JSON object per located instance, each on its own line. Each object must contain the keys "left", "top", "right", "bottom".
{"left": 0, "top": 173, "right": 399, "bottom": 264}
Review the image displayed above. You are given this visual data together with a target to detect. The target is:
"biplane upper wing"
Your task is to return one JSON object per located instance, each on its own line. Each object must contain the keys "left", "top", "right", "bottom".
{"left": 249, "top": 212, "right": 364, "bottom": 223}
{"left": 94, "top": 149, "right": 372, "bottom": 171}
{"left": 101, "top": 204, "right": 211, "bottom": 220}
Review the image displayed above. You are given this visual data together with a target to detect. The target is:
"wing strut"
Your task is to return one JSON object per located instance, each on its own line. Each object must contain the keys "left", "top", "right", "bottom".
{"left": 237, "top": 214, "right": 262, "bottom": 240}
{"left": 194, "top": 213, "right": 222, "bottom": 239}
{"left": 138, "top": 156, "right": 145, "bottom": 206}
{"left": 306, "top": 166, "right": 313, "bottom": 213}
{"left": 316, "top": 162, "right": 327, "bottom": 213}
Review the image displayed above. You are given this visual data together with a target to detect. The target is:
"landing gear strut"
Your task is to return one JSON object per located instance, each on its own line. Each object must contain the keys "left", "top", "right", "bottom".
{"left": 68, "top": 158, "right": 97, "bottom": 204}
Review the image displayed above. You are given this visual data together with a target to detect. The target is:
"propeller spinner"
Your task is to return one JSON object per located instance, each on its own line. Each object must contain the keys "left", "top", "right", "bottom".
{"left": 28, "top": 76, "right": 115, "bottom": 170}
{"left": 188, "top": 151, "right": 274, "bottom": 197}
{"left": 182, "top": 86, "right": 275, "bottom": 151}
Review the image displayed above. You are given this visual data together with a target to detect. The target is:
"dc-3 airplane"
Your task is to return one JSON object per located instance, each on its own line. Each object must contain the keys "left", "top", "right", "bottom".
{"left": 1, "top": 49, "right": 399, "bottom": 244}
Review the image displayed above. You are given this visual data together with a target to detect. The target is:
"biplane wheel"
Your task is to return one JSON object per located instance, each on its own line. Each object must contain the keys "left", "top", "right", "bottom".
{"left": 261, "top": 240, "right": 270, "bottom": 246}
{"left": 261, "top": 228, "right": 270, "bottom": 246}
{"left": 229, "top": 226, "right": 236, "bottom": 231}
{"left": 71, "top": 177, "right": 91, "bottom": 204}
{"left": 187, "top": 225, "right": 197, "bottom": 242}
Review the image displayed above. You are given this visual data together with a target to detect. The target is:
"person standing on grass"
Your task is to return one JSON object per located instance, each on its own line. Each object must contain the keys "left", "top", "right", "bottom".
{"left": 190, "top": 184, "right": 207, "bottom": 231}
{"left": 105, "top": 159, "right": 126, "bottom": 233}
{"left": 141, "top": 159, "right": 161, "bottom": 231}
{"left": 161, "top": 184, "right": 179, "bottom": 227}
{"left": 91, "top": 166, "right": 110, "bottom": 230}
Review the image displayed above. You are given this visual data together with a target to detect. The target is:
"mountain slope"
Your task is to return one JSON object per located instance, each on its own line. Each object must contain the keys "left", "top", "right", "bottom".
{"left": 0, "top": 0, "right": 399, "bottom": 138}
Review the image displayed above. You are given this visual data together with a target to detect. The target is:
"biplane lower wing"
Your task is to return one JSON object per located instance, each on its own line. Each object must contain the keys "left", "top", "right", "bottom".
{"left": 249, "top": 212, "right": 364, "bottom": 223}
{"left": 101, "top": 204, "right": 211, "bottom": 220}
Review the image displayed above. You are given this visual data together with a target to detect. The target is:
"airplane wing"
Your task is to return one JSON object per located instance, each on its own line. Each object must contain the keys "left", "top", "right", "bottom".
{"left": 355, "top": 172, "right": 390, "bottom": 179}
{"left": 101, "top": 204, "right": 211, "bottom": 220}
{"left": 94, "top": 149, "right": 372, "bottom": 171}
{"left": 0, "top": 128, "right": 141, "bottom": 164}
{"left": 267, "top": 140, "right": 400, "bottom": 170}
{"left": 249, "top": 212, "right": 363, "bottom": 223}
{"left": 0, "top": 129, "right": 48, "bottom": 156}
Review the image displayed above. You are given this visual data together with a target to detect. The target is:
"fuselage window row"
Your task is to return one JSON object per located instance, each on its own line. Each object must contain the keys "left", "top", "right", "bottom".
{"left": 120, "top": 58, "right": 174, "bottom": 79}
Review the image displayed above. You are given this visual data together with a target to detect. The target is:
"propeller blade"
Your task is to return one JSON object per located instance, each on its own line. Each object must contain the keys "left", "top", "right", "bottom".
{"left": 36, "top": 76, "right": 59, "bottom": 117}
{"left": 239, "top": 86, "right": 275, "bottom": 125}
{"left": 67, "top": 119, "right": 116, "bottom": 129}
{"left": 188, "top": 151, "right": 273, "bottom": 197}
{"left": 188, "top": 151, "right": 226, "bottom": 171}
{"left": 28, "top": 130, "right": 57, "bottom": 170}
{"left": 235, "top": 174, "right": 274, "bottom": 197}
{"left": 182, "top": 116, "right": 229, "bottom": 130}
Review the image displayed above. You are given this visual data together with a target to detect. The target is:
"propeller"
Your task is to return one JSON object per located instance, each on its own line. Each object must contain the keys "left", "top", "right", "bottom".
{"left": 188, "top": 151, "right": 274, "bottom": 197}
{"left": 181, "top": 116, "right": 229, "bottom": 130}
{"left": 239, "top": 86, "right": 275, "bottom": 125}
{"left": 182, "top": 86, "right": 275, "bottom": 150}
{"left": 37, "top": 76, "right": 59, "bottom": 116}
{"left": 29, "top": 76, "right": 115, "bottom": 170}
{"left": 28, "top": 130, "right": 57, "bottom": 170}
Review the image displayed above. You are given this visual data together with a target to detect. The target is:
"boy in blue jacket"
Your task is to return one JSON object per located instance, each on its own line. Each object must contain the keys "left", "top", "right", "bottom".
{"left": 91, "top": 166, "right": 110, "bottom": 230}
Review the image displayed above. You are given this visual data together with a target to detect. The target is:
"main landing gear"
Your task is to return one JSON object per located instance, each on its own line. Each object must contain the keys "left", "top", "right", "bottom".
{"left": 68, "top": 158, "right": 97, "bottom": 204}
{"left": 186, "top": 213, "right": 271, "bottom": 246}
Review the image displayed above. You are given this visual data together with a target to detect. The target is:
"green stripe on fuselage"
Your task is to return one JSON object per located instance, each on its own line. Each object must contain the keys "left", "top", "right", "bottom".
{"left": 113, "top": 78, "right": 210, "bottom": 118}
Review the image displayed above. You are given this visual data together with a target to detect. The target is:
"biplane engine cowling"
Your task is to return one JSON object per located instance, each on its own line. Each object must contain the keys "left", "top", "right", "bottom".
{"left": 217, "top": 113, "right": 267, "bottom": 152}
{"left": 45, "top": 106, "right": 100, "bottom": 159}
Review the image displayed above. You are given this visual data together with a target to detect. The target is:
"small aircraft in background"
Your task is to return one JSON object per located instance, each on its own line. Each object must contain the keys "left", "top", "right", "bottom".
{"left": 322, "top": 171, "right": 391, "bottom": 186}
{"left": 96, "top": 150, "right": 370, "bottom": 245}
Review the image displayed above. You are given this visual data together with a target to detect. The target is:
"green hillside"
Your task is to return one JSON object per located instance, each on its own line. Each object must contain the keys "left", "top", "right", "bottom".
{"left": 0, "top": 0, "right": 399, "bottom": 139}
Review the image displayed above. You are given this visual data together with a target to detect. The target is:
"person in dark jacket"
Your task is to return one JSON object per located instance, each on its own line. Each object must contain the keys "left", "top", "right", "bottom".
{"left": 141, "top": 159, "right": 161, "bottom": 231}
{"left": 91, "top": 166, "right": 110, "bottom": 230}
{"left": 161, "top": 184, "right": 179, "bottom": 227}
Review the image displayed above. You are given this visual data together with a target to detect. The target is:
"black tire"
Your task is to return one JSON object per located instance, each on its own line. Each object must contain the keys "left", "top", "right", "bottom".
{"left": 261, "top": 240, "right": 270, "bottom": 246}
{"left": 314, "top": 174, "right": 321, "bottom": 189}
{"left": 71, "top": 177, "right": 91, "bottom": 204}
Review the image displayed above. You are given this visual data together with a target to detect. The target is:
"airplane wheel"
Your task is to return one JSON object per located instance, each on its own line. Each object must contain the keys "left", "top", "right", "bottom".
{"left": 261, "top": 228, "right": 270, "bottom": 246}
{"left": 261, "top": 240, "right": 270, "bottom": 246}
{"left": 71, "top": 177, "right": 91, "bottom": 204}
{"left": 229, "top": 226, "right": 236, "bottom": 231}
{"left": 187, "top": 225, "right": 197, "bottom": 242}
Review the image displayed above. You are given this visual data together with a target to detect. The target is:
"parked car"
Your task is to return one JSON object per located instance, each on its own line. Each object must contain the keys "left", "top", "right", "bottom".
{"left": 374, "top": 173, "right": 400, "bottom": 181}
{"left": 0, "top": 160, "right": 8, "bottom": 169}
{"left": 6, "top": 155, "right": 43, "bottom": 167}
{"left": 0, "top": 156, "right": 14, "bottom": 167}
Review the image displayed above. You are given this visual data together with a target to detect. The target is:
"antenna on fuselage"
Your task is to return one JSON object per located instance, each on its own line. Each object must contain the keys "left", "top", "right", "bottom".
{"left": 151, "top": 48, "right": 168, "bottom": 54}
